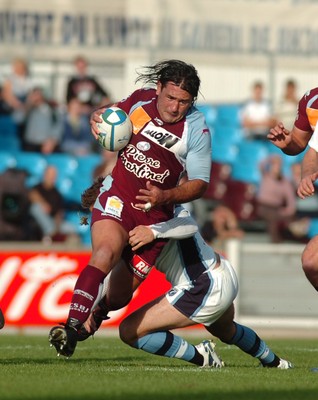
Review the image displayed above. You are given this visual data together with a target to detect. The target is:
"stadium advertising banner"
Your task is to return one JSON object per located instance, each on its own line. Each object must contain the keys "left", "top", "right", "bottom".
{"left": 0, "top": 249, "right": 171, "bottom": 329}
{"left": 1, "top": 0, "right": 318, "bottom": 61}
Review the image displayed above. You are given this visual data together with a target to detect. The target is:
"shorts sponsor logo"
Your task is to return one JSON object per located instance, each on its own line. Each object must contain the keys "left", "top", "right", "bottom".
{"left": 103, "top": 196, "right": 124, "bottom": 220}
{"left": 130, "top": 255, "right": 152, "bottom": 280}
{"left": 167, "top": 289, "right": 177, "bottom": 297}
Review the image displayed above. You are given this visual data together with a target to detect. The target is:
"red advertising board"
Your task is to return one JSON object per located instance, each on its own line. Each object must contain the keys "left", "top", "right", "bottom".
{"left": 0, "top": 249, "right": 172, "bottom": 328}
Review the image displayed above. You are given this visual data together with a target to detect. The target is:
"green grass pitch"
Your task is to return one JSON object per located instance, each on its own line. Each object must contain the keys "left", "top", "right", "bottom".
{"left": 0, "top": 334, "right": 318, "bottom": 400}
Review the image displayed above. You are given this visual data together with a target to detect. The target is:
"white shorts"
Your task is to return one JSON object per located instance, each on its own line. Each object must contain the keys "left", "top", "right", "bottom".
{"left": 165, "top": 257, "right": 238, "bottom": 326}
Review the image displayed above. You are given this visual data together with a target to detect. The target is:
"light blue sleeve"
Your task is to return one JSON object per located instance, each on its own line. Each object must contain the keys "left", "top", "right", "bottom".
{"left": 185, "top": 109, "right": 212, "bottom": 182}
{"left": 149, "top": 205, "right": 198, "bottom": 239}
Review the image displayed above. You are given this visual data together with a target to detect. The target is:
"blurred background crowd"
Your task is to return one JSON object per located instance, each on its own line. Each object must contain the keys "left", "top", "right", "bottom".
{"left": 0, "top": 55, "right": 317, "bottom": 250}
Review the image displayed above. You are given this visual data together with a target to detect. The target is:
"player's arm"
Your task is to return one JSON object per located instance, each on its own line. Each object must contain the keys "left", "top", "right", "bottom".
{"left": 135, "top": 123, "right": 211, "bottom": 209}
{"left": 129, "top": 206, "right": 198, "bottom": 251}
{"left": 268, "top": 91, "right": 314, "bottom": 155}
{"left": 268, "top": 123, "right": 311, "bottom": 155}
{"left": 297, "top": 148, "right": 318, "bottom": 199}
{"left": 135, "top": 179, "right": 208, "bottom": 210}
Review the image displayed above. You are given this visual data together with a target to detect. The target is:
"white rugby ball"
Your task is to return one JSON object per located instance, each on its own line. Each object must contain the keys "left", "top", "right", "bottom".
{"left": 96, "top": 106, "right": 132, "bottom": 151}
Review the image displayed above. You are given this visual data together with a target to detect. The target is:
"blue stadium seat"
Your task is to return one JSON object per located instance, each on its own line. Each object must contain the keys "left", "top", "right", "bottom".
{"left": 308, "top": 218, "right": 318, "bottom": 238}
{"left": 14, "top": 152, "right": 48, "bottom": 187}
{"left": 77, "top": 154, "right": 101, "bottom": 172}
{"left": 44, "top": 153, "right": 79, "bottom": 190}
{"left": 0, "top": 116, "right": 21, "bottom": 151}
{"left": 215, "top": 104, "right": 242, "bottom": 127}
{"left": 197, "top": 104, "right": 217, "bottom": 128}
{"left": 212, "top": 141, "right": 238, "bottom": 165}
{"left": 0, "top": 151, "right": 17, "bottom": 173}
{"left": 76, "top": 154, "right": 102, "bottom": 183}
{"left": 212, "top": 125, "right": 243, "bottom": 146}
{"left": 230, "top": 141, "right": 269, "bottom": 185}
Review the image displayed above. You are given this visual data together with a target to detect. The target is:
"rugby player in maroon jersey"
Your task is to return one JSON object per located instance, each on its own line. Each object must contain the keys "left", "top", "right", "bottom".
{"left": 49, "top": 60, "right": 212, "bottom": 358}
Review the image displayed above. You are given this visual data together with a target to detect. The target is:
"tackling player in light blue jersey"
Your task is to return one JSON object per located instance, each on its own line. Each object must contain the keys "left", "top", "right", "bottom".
{"left": 76, "top": 179, "right": 292, "bottom": 369}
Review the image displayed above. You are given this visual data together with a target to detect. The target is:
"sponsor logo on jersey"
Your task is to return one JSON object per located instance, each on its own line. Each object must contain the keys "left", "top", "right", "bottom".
{"left": 141, "top": 122, "right": 182, "bottom": 153}
{"left": 137, "top": 141, "right": 151, "bottom": 151}
{"left": 121, "top": 144, "right": 170, "bottom": 183}
{"left": 154, "top": 117, "right": 163, "bottom": 125}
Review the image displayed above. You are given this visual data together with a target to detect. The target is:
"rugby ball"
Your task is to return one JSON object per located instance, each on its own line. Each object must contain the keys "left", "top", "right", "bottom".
{"left": 96, "top": 106, "right": 132, "bottom": 151}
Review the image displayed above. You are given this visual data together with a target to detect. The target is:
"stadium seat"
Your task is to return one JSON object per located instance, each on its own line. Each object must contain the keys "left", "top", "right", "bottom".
{"left": 76, "top": 154, "right": 102, "bottom": 183}
{"left": 0, "top": 116, "right": 21, "bottom": 151}
{"left": 0, "top": 152, "right": 17, "bottom": 173}
{"left": 212, "top": 124, "right": 243, "bottom": 146}
{"left": 230, "top": 141, "right": 269, "bottom": 185}
{"left": 215, "top": 104, "right": 242, "bottom": 127}
{"left": 212, "top": 141, "right": 239, "bottom": 165}
{"left": 44, "top": 153, "right": 78, "bottom": 178}
{"left": 56, "top": 177, "right": 84, "bottom": 205}
{"left": 197, "top": 104, "right": 217, "bottom": 128}
{"left": 307, "top": 218, "right": 318, "bottom": 239}
{"left": 14, "top": 152, "right": 48, "bottom": 187}
{"left": 77, "top": 153, "right": 101, "bottom": 171}
{"left": 44, "top": 153, "right": 79, "bottom": 190}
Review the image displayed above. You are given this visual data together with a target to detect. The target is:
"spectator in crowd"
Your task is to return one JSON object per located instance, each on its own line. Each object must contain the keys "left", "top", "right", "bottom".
{"left": 1, "top": 58, "right": 34, "bottom": 143}
{"left": 66, "top": 55, "right": 111, "bottom": 115}
{"left": 0, "top": 85, "right": 14, "bottom": 116}
{"left": 28, "top": 165, "right": 79, "bottom": 244}
{"left": 0, "top": 168, "right": 38, "bottom": 241}
{"left": 201, "top": 203, "right": 245, "bottom": 247}
{"left": 60, "top": 97, "right": 94, "bottom": 156}
{"left": 23, "top": 87, "right": 62, "bottom": 154}
{"left": 240, "top": 81, "right": 276, "bottom": 142}
{"left": 255, "top": 154, "right": 296, "bottom": 243}
{"left": 274, "top": 79, "right": 299, "bottom": 131}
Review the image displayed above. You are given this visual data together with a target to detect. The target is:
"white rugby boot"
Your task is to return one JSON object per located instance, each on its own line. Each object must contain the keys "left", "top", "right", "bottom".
{"left": 195, "top": 340, "right": 224, "bottom": 368}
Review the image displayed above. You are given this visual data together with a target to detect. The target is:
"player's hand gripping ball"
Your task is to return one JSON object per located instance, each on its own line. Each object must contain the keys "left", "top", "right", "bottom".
{"left": 97, "top": 106, "right": 132, "bottom": 151}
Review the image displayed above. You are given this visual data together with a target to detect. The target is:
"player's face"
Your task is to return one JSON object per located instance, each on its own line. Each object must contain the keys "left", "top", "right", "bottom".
{"left": 156, "top": 82, "right": 193, "bottom": 124}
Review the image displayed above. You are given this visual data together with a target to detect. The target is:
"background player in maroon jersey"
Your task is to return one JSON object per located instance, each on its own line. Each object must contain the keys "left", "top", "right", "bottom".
{"left": 49, "top": 60, "right": 212, "bottom": 358}
{"left": 269, "top": 87, "right": 318, "bottom": 303}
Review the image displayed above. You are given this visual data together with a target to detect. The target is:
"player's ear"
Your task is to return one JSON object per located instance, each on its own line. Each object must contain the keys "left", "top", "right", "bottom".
{"left": 156, "top": 82, "right": 162, "bottom": 96}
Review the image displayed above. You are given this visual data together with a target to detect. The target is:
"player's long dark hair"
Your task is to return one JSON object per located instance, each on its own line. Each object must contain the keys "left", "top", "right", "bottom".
{"left": 135, "top": 59, "right": 201, "bottom": 101}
